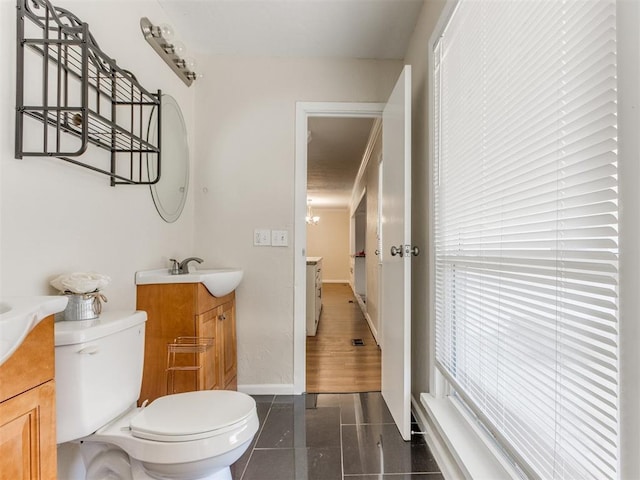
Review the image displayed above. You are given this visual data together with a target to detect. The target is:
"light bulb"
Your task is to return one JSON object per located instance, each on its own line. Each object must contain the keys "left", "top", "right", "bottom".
{"left": 173, "top": 41, "right": 186, "bottom": 56}
{"left": 160, "top": 23, "right": 174, "bottom": 41}
{"left": 184, "top": 57, "right": 197, "bottom": 70}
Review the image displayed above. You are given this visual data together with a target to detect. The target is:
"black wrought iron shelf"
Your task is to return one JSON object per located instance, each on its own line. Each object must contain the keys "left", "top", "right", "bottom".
{"left": 15, "top": 0, "right": 162, "bottom": 185}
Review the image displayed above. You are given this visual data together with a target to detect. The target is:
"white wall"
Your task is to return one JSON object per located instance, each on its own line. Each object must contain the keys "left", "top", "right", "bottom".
{"left": 0, "top": 0, "right": 196, "bottom": 309}
{"left": 350, "top": 130, "right": 382, "bottom": 339}
{"left": 192, "top": 56, "right": 402, "bottom": 389}
{"left": 364, "top": 141, "right": 382, "bottom": 339}
{"left": 306, "top": 208, "right": 350, "bottom": 283}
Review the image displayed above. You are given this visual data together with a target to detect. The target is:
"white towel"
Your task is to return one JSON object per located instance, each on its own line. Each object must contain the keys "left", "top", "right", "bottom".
{"left": 50, "top": 272, "right": 111, "bottom": 294}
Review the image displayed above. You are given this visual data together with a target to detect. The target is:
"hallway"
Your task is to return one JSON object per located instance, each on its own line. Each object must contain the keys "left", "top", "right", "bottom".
{"left": 306, "top": 283, "right": 381, "bottom": 393}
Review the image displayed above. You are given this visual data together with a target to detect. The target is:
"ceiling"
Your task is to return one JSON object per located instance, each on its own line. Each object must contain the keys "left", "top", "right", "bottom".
{"left": 156, "top": 0, "right": 424, "bottom": 60}
{"left": 307, "top": 117, "right": 375, "bottom": 208}
{"left": 156, "top": 0, "right": 423, "bottom": 209}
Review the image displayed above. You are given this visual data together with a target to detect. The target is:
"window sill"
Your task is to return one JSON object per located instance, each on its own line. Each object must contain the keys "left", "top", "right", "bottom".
{"left": 420, "top": 393, "right": 519, "bottom": 479}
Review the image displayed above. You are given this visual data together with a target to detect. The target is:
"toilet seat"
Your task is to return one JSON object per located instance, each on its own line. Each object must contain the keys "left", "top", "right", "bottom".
{"left": 130, "top": 390, "right": 255, "bottom": 442}
{"left": 85, "top": 390, "right": 259, "bottom": 471}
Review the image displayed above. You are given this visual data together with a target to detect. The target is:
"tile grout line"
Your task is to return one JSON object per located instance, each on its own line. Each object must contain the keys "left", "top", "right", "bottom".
{"left": 239, "top": 393, "right": 442, "bottom": 479}
{"left": 238, "top": 396, "right": 275, "bottom": 480}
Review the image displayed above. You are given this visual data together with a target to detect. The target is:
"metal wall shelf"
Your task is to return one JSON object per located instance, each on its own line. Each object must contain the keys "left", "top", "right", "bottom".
{"left": 166, "top": 337, "right": 214, "bottom": 395}
{"left": 15, "top": 0, "right": 161, "bottom": 185}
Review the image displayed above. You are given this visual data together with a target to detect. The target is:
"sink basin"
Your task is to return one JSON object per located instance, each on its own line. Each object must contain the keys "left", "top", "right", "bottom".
{"left": 0, "top": 296, "right": 68, "bottom": 367}
{"left": 135, "top": 268, "right": 243, "bottom": 297}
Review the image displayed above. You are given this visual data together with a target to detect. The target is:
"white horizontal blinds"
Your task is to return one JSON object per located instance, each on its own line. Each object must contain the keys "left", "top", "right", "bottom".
{"left": 433, "top": 1, "right": 618, "bottom": 479}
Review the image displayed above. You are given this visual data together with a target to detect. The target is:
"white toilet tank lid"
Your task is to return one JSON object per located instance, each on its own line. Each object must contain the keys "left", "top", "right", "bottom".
{"left": 55, "top": 310, "right": 147, "bottom": 346}
{"left": 130, "top": 390, "right": 256, "bottom": 442}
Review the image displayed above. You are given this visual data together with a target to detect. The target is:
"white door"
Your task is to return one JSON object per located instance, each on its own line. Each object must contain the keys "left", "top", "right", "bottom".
{"left": 381, "top": 65, "right": 412, "bottom": 441}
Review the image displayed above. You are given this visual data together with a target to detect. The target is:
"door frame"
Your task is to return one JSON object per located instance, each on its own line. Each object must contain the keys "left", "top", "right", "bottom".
{"left": 294, "top": 102, "right": 384, "bottom": 394}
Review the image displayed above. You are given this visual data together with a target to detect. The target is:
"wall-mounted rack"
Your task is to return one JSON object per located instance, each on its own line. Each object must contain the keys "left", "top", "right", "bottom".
{"left": 165, "top": 337, "right": 214, "bottom": 395}
{"left": 15, "top": 0, "right": 161, "bottom": 186}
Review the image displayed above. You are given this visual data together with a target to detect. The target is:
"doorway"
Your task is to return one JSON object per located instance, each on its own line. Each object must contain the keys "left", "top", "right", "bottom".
{"left": 293, "top": 102, "right": 384, "bottom": 394}
{"left": 296, "top": 66, "right": 412, "bottom": 439}
{"left": 305, "top": 118, "right": 379, "bottom": 392}
{"left": 353, "top": 193, "right": 367, "bottom": 309}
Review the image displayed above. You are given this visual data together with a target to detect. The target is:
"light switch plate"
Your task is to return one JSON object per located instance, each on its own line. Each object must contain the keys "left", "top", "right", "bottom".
{"left": 254, "top": 229, "right": 271, "bottom": 246}
{"left": 271, "top": 230, "right": 288, "bottom": 247}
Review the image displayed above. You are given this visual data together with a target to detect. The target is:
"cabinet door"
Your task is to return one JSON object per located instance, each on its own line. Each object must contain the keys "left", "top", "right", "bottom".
{"left": 0, "top": 381, "right": 56, "bottom": 480}
{"left": 218, "top": 301, "right": 237, "bottom": 390}
{"left": 196, "top": 309, "right": 221, "bottom": 391}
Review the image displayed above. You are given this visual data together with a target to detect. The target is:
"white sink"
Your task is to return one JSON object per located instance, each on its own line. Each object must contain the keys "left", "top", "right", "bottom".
{"left": 0, "top": 296, "right": 68, "bottom": 367}
{"left": 135, "top": 268, "right": 243, "bottom": 297}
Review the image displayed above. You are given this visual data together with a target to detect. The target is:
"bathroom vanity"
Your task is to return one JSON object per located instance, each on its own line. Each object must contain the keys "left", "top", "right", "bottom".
{"left": 137, "top": 284, "right": 237, "bottom": 404}
{"left": 0, "top": 316, "right": 56, "bottom": 479}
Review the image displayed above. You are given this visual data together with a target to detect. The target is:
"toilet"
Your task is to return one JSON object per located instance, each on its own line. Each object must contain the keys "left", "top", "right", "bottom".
{"left": 54, "top": 310, "right": 259, "bottom": 480}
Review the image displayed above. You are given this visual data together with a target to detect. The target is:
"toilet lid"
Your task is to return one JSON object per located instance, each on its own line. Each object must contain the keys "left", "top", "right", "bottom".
{"left": 130, "top": 390, "right": 256, "bottom": 442}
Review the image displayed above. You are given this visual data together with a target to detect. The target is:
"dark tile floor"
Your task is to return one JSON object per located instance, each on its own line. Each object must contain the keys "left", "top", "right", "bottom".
{"left": 231, "top": 392, "right": 443, "bottom": 480}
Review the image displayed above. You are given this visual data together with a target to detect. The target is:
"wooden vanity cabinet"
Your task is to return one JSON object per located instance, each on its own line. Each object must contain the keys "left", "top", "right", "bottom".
{"left": 196, "top": 308, "right": 222, "bottom": 392}
{"left": 137, "top": 284, "right": 238, "bottom": 404}
{"left": 217, "top": 300, "right": 237, "bottom": 390}
{"left": 0, "top": 316, "right": 57, "bottom": 480}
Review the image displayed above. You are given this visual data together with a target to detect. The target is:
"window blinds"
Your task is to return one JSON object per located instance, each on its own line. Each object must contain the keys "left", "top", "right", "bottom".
{"left": 433, "top": 1, "right": 618, "bottom": 479}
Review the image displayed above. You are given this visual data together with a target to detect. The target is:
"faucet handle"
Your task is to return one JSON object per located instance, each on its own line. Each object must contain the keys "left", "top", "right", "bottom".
{"left": 169, "top": 258, "right": 180, "bottom": 275}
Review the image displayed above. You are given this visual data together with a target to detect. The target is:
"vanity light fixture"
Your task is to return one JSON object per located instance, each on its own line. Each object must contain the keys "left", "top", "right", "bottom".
{"left": 306, "top": 199, "right": 320, "bottom": 225}
{"left": 140, "top": 17, "right": 200, "bottom": 87}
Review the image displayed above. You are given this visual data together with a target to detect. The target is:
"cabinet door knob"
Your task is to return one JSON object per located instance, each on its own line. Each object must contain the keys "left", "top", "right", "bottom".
{"left": 219, "top": 314, "right": 227, "bottom": 321}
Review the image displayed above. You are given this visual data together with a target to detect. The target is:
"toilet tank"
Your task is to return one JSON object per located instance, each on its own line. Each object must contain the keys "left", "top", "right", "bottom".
{"left": 54, "top": 311, "right": 147, "bottom": 444}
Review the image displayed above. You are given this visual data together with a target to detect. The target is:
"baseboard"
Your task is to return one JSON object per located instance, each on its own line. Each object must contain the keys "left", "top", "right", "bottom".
{"left": 364, "top": 310, "right": 379, "bottom": 345}
{"left": 322, "top": 279, "right": 350, "bottom": 284}
{"left": 348, "top": 283, "right": 379, "bottom": 345}
{"left": 355, "top": 292, "right": 367, "bottom": 311}
{"left": 237, "top": 384, "right": 297, "bottom": 395}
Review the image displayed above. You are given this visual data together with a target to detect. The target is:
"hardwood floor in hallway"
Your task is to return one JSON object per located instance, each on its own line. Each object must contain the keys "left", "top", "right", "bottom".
{"left": 306, "top": 283, "right": 381, "bottom": 393}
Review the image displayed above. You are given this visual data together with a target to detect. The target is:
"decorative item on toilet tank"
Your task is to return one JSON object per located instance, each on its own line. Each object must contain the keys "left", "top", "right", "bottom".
{"left": 50, "top": 272, "right": 110, "bottom": 321}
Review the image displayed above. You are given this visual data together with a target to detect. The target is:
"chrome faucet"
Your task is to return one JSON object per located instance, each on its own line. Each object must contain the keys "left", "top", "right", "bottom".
{"left": 169, "top": 257, "right": 203, "bottom": 275}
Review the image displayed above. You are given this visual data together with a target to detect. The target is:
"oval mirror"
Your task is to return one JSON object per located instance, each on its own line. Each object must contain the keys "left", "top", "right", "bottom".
{"left": 147, "top": 94, "right": 189, "bottom": 223}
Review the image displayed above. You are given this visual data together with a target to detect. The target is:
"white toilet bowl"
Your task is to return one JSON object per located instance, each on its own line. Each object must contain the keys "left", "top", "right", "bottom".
{"left": 84, "top": 391, "right": 258, "bottom": 480}
{"left": 54, "top": 311, "right": 258, "bottom": 480}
